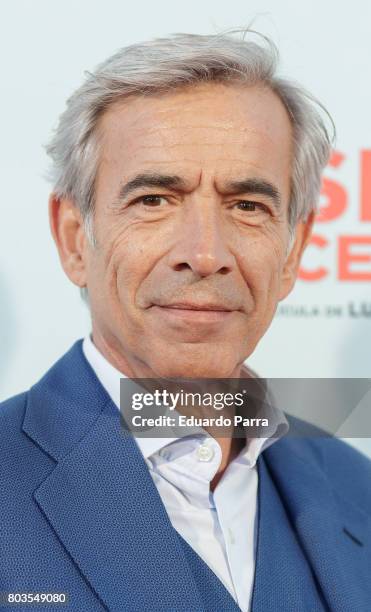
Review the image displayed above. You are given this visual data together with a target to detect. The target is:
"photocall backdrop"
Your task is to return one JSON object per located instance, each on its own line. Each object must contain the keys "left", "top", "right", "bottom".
{"left": 1, "top": 1, "right": 370, "bottom": 455}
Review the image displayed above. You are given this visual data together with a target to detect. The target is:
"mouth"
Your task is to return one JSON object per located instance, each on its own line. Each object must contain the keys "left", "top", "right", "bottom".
{"left": 159, "top": 302, "right": 233, "bottom": 312}
{"left": 150, "top": 302, "right": 237, "bottom": 324}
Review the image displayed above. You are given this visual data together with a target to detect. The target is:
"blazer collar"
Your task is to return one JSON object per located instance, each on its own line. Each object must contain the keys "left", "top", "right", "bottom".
{"left": 23, "top": 340, "right": 111, "bottom": 462}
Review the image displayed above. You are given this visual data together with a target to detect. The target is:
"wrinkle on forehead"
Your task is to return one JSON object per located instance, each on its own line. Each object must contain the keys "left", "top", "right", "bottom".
{"left": 95, "top": 82, "right": 293, "bottom": 209}
{"left": 99, "top": 82, "right": 293, "bottom": 147}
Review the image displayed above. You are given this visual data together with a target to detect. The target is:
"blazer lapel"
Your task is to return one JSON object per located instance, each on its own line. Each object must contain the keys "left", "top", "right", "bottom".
{"left": 23, "top": 342, "right": 205, "bottom": 612}
{"left": 251, "top": 455, "right": 327, "bottom": 612}
{"left": 263, "top": 435, "right": 371, "bottom": 612}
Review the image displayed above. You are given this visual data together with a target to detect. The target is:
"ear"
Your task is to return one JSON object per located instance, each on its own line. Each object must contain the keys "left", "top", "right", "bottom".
{"left": 278, "top": 211, "right": 315, "bottom": 301}
{"left": 49, "top": 194, "right": 88, "bottom": 288}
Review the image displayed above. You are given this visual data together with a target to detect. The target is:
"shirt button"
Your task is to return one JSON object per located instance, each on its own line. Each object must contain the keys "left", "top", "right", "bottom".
{"left": 197, "top": 443, "right": 214, "bottom": 462}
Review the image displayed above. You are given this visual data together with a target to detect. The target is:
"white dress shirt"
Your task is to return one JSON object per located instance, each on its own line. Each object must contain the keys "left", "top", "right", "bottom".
{"left": 83, "top": 335, "right": 284, "bottom": 612}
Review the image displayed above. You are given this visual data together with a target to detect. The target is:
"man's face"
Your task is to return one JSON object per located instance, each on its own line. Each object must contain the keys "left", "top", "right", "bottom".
{"left": 57, "top": 83, "right": 312, "bottom": 377}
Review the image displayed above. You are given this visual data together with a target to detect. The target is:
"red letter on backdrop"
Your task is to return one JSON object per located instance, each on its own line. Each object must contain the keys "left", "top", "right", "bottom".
{"left": 298, "top": 235, "right": 328, "bottom": 281}
{"left": 360, "top": 150, "right": 371, "bottom": 221}
{"left": 338, "top": 236, "right": 371, "bottom": 280}
{"left": 316, "top": 151, "right": 347, "bottom": 223}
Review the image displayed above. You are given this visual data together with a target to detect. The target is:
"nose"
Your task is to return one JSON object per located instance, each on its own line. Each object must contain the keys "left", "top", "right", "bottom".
{"left": 167, "top": 197, "right": 235, "bottom": 277}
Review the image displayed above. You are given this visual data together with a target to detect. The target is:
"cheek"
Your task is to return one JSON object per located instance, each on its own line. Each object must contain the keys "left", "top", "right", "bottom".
{"left": 102, "top": 222, "right": 170, "bottom": 305}
{"left": 236, "top": 231, "right": 287, "bottom": 299}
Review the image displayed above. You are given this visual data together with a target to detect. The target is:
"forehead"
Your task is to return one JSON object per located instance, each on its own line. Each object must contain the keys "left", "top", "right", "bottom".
{"left": 97, "top": 82, "right": 293, "bottom": 190}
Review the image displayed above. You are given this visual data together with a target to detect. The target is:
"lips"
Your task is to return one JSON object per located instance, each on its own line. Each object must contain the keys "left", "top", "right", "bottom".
{"left": 149, "top": 302, "right": 238, "bottom": 325}
{"left": 157, "top": 302, "right": 233, "bottom": 312}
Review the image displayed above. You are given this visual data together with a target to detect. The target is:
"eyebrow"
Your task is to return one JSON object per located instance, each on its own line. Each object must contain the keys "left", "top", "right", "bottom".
{"left": 222, "top": 178, "right": 282, "bottom": 210}
{"left": 116, "top": 173, "right": 282, "bottom": 210}
{"left": 117, "top": 174, "right": 187, "bottom": 200}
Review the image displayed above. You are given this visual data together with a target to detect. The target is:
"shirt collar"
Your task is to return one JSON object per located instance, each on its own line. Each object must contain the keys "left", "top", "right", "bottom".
{"left": 83, "top": 335, "right": 176, "bottom": 458}
{"left": 82, "top": 335, "right": 288, "bottom": 463}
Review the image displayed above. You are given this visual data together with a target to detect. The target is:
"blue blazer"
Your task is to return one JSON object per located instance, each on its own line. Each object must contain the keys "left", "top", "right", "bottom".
{"left": 1, "top": 340, "right": 371, "bottom": 611}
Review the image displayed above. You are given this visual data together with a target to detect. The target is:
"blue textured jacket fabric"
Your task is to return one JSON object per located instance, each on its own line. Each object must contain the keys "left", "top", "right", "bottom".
{"left": 1, "top": 340, "right": 371, "bottom": 612}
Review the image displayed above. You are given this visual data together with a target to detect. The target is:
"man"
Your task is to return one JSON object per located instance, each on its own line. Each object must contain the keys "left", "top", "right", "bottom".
{"left": 1, "top": 31, "right": 370, "bottom": 612}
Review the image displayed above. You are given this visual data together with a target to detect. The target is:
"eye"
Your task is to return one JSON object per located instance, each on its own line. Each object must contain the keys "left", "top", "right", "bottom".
{"left": 235, "top": 200, "right": 266, "bottom": 212}
{"left": 135, "top": 195, "right": 168, "bottom": 207}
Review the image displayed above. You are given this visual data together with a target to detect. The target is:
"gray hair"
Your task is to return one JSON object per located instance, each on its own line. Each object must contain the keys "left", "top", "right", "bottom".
{"left": 46, "top": 30, "right": 333, "bottom": 244}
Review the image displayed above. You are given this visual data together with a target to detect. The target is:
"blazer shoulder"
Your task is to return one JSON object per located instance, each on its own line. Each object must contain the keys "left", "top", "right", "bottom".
{"left": 321, "top": 435, "right": 371, "bottom": 475}
{"left": 0, "top": 390, "right": 56, "bottom": 510}
{"left": 288, "top": 416, "right": 371, "bottom": 480}
{"left": 312, "top": 436, "right": 371, "bottom": 511}
{"left": 0, "top": 392, "right": 31, "bottom": 459}
{"left": 0, "top": 392, "right": 28, "bottom": 434}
